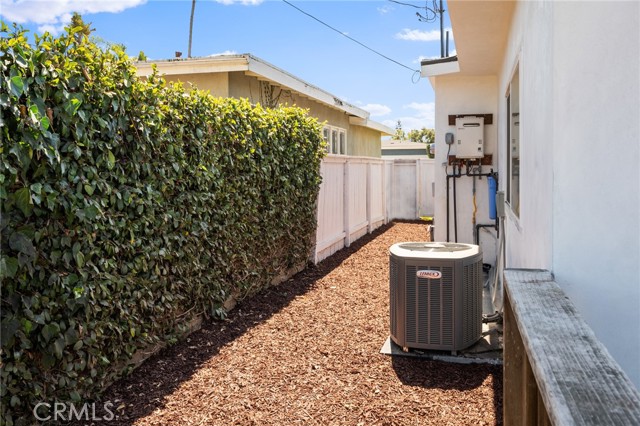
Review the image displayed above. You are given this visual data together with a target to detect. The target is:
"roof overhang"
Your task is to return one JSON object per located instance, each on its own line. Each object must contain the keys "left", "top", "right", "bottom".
{"left": 135, "top": 54, "right": 370, "bottom": 119}
{"left": 420, "top": 55, "right": 460, "bottom": 78}
{"left": 349, "top": 117, "right": 395, "bottom": 136}
{"left": 419, "top": 1, "right": 515, "bottom": 81}
{"left": 446, "top": 0, "right": 515, "bottom": 75}
{"left": 135, "top": 55, "right": 249, "bottom": 76}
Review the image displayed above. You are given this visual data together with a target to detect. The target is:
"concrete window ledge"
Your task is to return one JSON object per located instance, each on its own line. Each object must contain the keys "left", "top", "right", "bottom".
{"left": 503, "top": 269, "right": 640, "bottom": 425}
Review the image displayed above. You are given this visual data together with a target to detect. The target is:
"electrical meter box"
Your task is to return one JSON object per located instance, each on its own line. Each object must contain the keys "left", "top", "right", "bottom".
{"left": 455, "top": 116, "right": 485, "bottom": 159}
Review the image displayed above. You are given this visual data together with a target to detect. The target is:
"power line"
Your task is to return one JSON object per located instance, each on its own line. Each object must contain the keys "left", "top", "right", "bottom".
{"left": 281, "top": 0, "right": 420, "bottom": 75}
{"left": 388, "top": 0, "right": 440, "bottom": 23}
{"left": 389, "top": 0, "right": 444, "bottom": 55}
{"left": 388, "top": 0, "right": 424, "bottom": 10}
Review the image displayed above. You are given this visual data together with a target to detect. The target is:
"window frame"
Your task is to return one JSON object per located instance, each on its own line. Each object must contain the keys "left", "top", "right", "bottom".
{"left": 322, "top": 128, "right": 331, "bottom": 154}
{"left": 506, "top": 64, "right": 520, "bottom": 218}
{"left": 323, "top": 125, "right": 347, "bottom": 156}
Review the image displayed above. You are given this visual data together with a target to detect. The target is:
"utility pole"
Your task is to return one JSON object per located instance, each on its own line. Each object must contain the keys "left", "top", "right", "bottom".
{"left": 188, "top": 0, "right": 196, "bottom": 58}
{"left": 410, "top": 0, "right": 446, "bottom": 58}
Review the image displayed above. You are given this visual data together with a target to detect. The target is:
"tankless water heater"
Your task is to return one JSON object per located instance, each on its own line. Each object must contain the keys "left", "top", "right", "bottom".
{"left": 455, "top": 116, "right": 485, "bottom": 159}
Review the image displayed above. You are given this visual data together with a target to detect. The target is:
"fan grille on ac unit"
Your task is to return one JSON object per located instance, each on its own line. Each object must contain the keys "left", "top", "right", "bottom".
{"left": 389, "top": 242, "right": 482, "bottom": 352}
{"left": 462, "top": 261, "right": 482, "bottom": 347}
{"left": 390, "top": 257, "right": 398, "bottom": 337}
{"left": 405, "top": 265, "right": 455, "bottom": 347}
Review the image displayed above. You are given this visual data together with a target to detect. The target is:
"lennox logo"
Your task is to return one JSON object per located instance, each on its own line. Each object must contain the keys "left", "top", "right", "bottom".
{"left": 417, "top": 270, "right": 442, "bottom": 279}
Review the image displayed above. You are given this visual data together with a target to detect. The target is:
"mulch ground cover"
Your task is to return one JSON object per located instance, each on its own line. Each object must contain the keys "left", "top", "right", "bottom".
{"left": 95, "top": 221, "right": 502, "bottom": 425}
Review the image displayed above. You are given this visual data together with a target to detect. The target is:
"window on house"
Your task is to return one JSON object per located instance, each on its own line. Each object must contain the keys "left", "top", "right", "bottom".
{"left": 331, "top": 129, "right": 338, "bottom": 154}
{"left": 507, "top": 65, "right": 520, "bottom": 217}
{"left": 323, "top": 128, "right": 330, "bottom": 154}
{"left": 323, "top": 125, "right": 347, "bottom": 155}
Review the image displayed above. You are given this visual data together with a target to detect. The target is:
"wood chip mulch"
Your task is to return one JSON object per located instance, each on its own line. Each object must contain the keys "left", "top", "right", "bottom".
{"left": 97, "top": 222, "right": 502, "bottom": 425}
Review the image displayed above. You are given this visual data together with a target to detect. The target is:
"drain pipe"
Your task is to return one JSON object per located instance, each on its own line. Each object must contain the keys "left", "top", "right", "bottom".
{"left": 475, "top": 223, "right": 497, "bottom": 245}
{"left": 447, "top": 162, "right": 496, "bottom": 243}
{"left": 453, "top": 165, "right": 458, "bottom": 242}
{"left": 472, "top": 169, "right": 477, "bottom": 230}
{"left": 446, "top": 172, "right": 450, "bottom": 242}
{"left": 446, "top": 163, "right": 464, "bottom": 242}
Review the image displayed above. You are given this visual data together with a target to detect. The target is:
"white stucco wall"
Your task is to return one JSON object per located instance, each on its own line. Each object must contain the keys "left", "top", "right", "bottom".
{"left": 550, "top": 1, "right": 640, "bottom": 389}
{"left": 432, "top": 75, "right": 499, "bottom": 266}
{"left": 497, "top": 0, "right": 640, "bottom": 388}
{"left": 499, "top": 0, "right": 554, "bottom": 271}
{"left": 432, "top": 0, "right": 639, "bottom": 388}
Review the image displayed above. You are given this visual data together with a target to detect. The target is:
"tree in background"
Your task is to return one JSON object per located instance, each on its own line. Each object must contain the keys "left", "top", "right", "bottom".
{"left": 394, "top": 120, "right": 405, "bottom": 140}
{"left": 407, "top": 127, "right": 435, "bottom": 144}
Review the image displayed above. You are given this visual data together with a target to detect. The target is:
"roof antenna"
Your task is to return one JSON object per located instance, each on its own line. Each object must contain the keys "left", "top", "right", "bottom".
{"left": 188, "top": 0, "right": 196, "bottom": 58}
{"left": 446, "top": 30, "right": 450, "bottom": 57}
{"left": 439, "top": 0, "right": 444, "bottom": 58}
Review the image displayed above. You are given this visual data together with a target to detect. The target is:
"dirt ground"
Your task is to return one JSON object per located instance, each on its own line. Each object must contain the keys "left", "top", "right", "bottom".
{"left": 97, "top": 221, "right": 502, "bottom": 425}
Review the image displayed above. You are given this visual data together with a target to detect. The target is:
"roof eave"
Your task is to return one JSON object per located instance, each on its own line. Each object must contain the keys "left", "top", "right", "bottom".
{"left": 134, "top": 55, "right": 250, "bottom": 77}
{"left": 349, "top": 116, "right": 395, "bottom": 136}
{"left": 244, "top": 55, "right": 369, "bottom": 118}
{"left": 420, "top": 56, "right": 460, "bottom": 78}
{"left": 134, "top": 54, "right": 370, "bottom": 119}
{"left": 446, "top": 1, "right": 515, "bottom": 75}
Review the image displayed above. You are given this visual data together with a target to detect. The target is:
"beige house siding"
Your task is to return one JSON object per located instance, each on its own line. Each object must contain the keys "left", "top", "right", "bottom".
{"left": 228, "top": 72, "right": 350, "bottom": 128}
{"left": 349, "top": 126, "right": 381, "bottom": 157}
{"left": 163, "top": 73, "right": 230, "bottom": 97}
{"left": 228, "top": 71, "right": 261, "bottom": 103}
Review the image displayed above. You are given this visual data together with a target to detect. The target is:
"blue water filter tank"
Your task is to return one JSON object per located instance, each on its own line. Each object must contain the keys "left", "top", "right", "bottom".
{"left": 488, "top": 176, "right": 497, "bottom": 220}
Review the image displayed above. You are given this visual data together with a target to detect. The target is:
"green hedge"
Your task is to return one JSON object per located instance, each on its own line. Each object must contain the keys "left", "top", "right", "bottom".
{"left": 0, "top": 23, "right": 324, "bottom": 424}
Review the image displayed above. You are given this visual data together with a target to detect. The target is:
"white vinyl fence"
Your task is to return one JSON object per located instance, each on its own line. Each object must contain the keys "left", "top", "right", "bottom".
{"left": 314, "top": 156, "right": 434, "bottom": 263}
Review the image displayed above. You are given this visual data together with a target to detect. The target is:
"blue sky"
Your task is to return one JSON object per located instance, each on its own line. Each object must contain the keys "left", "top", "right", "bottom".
{"left": 1, "top": 0, "right": 455, "bottom": 132}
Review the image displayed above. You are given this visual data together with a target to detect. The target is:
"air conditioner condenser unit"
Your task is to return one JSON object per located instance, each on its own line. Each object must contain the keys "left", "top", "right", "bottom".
{"left": 389, "top": 242, "right": 483, "bottom": 353}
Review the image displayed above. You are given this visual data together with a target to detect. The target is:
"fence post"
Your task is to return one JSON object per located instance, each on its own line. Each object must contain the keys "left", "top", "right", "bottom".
{"left": 366, "top": 161, "right": 372, "bottom": 232}
{"left": 416, "top": 160, "right": 421, "bottom": 219}
{"left": 343, "top": 158, "right": 351, "bottom": 247}
{"left": 382, "top": 160, "right": 388, "bottom": 224}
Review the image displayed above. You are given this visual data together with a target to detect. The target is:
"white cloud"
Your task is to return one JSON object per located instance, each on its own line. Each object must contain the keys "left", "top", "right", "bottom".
{"left": 0, "top": 0, "right": 147, "bottom": 24}
{"left": 208, "top": 50, "right": 239, "bottom": 57}
{"left": 361, "top": 103, "right": 392, "bottom": 117}
{"left": 37, "top": 23, "right": 64, "bottom": 35}
{"left": 0, "top": 0, "right": 146, "bottom": 34}
{"left": 395, "top": 28, "right": 440, "bottom": 42}
{"left": 382, "top": 102, "right": 435, "bottom": 133}
{"left": 215, "top": 0, "right": 263, "bottom": 5}
{"left": 395, "top": 27, "right": 453, "bottom": 42}
{"left": 377, "top": 5, "right": 393, "bottom": 15}
{"left": 405, "top": 102, "right": 435, "bottom": 117}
